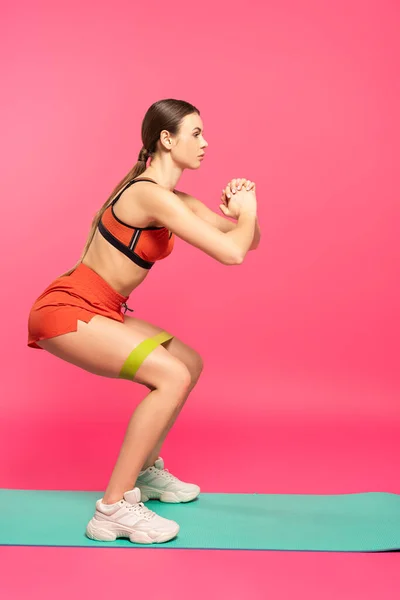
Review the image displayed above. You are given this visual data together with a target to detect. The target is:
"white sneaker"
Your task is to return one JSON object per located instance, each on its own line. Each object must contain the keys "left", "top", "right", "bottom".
{"left": 136, "top": 457, "right": 200, "bottom": 503}
{"left": 85, "top": 487, "right": 179, "bottom": 544}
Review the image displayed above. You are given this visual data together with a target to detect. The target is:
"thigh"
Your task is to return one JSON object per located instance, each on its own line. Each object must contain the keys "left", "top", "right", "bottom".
{"left": 123, "top": 315, "right": 203, "bottom": 376}
{"left": 36, "top": 315, "right": 191, "bottom": 390}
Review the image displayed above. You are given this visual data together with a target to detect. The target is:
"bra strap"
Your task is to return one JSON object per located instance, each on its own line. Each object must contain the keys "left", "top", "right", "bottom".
{"left": 111, "top": 177, "right": 158, "bottom": 205}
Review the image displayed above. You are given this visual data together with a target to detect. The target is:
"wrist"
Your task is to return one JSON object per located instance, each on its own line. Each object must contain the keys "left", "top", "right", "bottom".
{"left": 238, "top": 210, "right": 257, "bottom": 219}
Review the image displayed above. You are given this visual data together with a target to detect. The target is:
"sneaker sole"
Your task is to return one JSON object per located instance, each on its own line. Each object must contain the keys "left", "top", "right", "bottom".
{"left": 139, "top": 485, "right": 200, "bottom": 503}
{"left": 85, "top": 519, "right": 179, "bottom": 544}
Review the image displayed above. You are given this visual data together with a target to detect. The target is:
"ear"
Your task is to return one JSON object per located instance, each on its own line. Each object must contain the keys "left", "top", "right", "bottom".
{"left": 160, "top": 129, "right": 172, "bottom": 150}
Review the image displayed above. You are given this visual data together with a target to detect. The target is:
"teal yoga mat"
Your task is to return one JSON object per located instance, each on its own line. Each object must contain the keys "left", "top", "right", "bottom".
{"left": 1, "top": 489, "right": 400, "bottom": 552}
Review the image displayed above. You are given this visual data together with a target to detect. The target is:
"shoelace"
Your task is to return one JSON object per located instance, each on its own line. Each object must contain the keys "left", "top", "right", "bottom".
{"left": 149, "top": 466, "right": 178, "bottom": 482}
{"left": 121, "top": 500, "right": 155, "bottom": 520}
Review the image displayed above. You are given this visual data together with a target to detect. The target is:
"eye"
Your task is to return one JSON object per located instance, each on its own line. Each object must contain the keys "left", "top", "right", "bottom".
{"left": 194, "top": 133, "right": 200, "bottom": 137}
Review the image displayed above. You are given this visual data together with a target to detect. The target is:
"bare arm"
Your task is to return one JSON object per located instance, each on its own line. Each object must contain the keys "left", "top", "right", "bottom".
{"left": 176, "top": 190, "right": 261, "bottom": 250}
{"left": 134, "top": 183, "right": 254, "bottom": 265}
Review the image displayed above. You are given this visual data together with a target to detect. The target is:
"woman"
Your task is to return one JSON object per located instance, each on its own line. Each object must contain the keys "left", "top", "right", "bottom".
{"left": 27, "top": 98, "right": 259, "bottom": 544}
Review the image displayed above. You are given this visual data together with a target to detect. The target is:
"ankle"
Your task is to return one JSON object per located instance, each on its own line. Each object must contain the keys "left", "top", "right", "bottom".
{"left": 141, "top": 457, "right": 158, "bottom": 471}
{"left": 102, "top": 495, "right": 123, "bottom": 505}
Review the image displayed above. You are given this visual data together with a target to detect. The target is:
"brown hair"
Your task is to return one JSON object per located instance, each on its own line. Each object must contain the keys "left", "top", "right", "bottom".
{"left": 59, "top": 98, "right": 200, "bottom": 277}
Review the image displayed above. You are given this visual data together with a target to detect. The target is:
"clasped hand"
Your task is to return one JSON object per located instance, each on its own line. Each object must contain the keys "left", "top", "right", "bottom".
{"left": 220, "top": 178, "right": 256, "bottom": 219}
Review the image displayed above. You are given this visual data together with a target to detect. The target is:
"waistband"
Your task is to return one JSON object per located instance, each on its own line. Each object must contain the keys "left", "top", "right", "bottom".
{"left": 69, "top": 263, "right": 130, "bottom": 311}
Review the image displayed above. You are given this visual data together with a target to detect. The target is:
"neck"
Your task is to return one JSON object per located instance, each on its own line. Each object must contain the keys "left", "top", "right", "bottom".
{"left": 142, "top": 156, "right": 183, "bottom": 192}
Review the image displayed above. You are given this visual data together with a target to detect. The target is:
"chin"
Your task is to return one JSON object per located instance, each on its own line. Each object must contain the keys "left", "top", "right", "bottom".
{"left": 179, "top": 157, "right": 203, "bottom": 170}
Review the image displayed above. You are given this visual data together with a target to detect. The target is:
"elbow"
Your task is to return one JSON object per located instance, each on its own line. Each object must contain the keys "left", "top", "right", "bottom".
{"left": 217, "top": 241, "right": 244, "bottom": 265}
{"left": 232, "top": 253, "right": 244, "bottom": 265}
{"left": 221, "top": 251, "right": 244, "bottom": 266}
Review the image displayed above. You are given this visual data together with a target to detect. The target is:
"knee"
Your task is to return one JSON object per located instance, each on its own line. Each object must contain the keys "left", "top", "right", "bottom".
{"left": 160, "top": 359, "right": 193, "bottom": 397}
{"left": 189, "top": 352, "right": 204, "bottom": 386}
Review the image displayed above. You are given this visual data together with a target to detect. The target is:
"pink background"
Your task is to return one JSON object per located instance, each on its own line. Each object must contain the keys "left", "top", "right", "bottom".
{"left": 1, "top": 0, "right": 399, "bottom": 597}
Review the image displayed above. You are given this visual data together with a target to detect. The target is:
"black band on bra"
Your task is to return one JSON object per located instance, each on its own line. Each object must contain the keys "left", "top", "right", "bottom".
{"left": 98, "top": 220, "right": 154, "bottom": 270}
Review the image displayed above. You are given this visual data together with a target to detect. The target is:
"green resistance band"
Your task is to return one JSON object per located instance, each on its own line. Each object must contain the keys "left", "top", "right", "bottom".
{"left": 119, "top": 331, "right": 174, "bottom": 380}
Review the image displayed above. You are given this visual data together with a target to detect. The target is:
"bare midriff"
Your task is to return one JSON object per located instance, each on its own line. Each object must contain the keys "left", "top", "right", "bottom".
{"left": 82, "top": 229, "right": 151, "bottom": 297}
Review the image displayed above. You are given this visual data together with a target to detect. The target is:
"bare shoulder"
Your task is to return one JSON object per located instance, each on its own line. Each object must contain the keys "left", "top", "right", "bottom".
{"left": 113, "top": 180, "right": 191, "bottom": 229}
{"left": 173, "top": 189, "right": 197, "bottom": 210}
{"left": 115, "top": 179, "right": 166, "bottom": 228}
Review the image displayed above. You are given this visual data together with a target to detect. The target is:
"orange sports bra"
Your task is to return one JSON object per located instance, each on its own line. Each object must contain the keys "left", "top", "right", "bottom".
{"left": 98, "top": 178, "right": 175, "bottom": 270}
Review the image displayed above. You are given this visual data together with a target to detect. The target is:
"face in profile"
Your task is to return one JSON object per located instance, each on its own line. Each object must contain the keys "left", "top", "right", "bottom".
{"left": 170, "top": 113, "right": 208, "bottom": 169}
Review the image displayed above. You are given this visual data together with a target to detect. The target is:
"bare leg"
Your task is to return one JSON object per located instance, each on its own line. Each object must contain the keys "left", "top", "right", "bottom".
{"left": 121, "top": 316, "right": 205, "bottom": 472}
{"left": 35, "top": 315, "right": 195, "bottom": 508}
{"left": 140, "top": 379, "right": 198, "bottom": 470}
{"left": 103, "top": 376, "right": 191, "bottom": 504}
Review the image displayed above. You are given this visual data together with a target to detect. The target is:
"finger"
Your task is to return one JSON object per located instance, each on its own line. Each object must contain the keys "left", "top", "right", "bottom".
{"left": 231, "top": 178, "right": 243, "bottom": 194}
{"left": 246, "top": 180, "right": 254, "bottom": 191}
{"left": 225, "top": 185, "right": 232, "bottom": 200}
{"left": 237, "top": 178, "right": 246, "bottom": 191}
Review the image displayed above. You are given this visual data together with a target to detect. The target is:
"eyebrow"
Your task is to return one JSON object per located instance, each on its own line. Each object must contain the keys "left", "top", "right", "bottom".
{"left": 192, "top": 127, "right": 203, "bottom": 133}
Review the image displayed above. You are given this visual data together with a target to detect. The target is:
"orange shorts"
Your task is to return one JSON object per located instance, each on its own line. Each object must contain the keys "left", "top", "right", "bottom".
{"left": 27, "top": 263, "right": 130, "bottom": 350}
